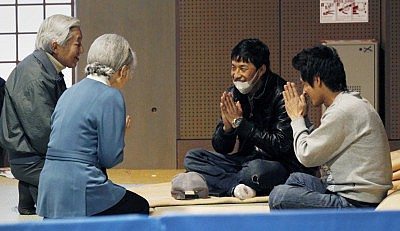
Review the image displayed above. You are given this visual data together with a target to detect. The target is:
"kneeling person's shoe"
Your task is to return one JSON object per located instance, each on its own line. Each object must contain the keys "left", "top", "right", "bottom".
{"left": 171, "top": 172, "right": 209, "bottom": 200}
{"left": 18, "top": 206, "right": 36, "bottom": 215}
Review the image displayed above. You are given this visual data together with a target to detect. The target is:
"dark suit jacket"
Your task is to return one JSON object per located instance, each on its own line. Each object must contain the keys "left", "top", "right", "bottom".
{"left": 0, "top": 77, "right": 5, "bottom": 114}
{"left": 0, "top": 49, "right": 66, "bottom": 164}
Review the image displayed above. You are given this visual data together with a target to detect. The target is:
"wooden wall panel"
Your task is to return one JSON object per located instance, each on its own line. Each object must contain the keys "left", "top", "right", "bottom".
{"left": 176, "top": 139, "right": 214, "bottom": 169}
{"left": 77, "top": 0, "right": 176, "bottom": 169}
{"left": 383, "top": 0, "right": 400, "bottom": 141}
{"left": 280, "top": 0, "right": 381, "bottom": 125}
{"left": 176, "top": 0, "right": 280, "bottom": 166}
{"left": 177, "top": 0, "right": 280, "bottom": 139}
{"left": 75, "top": 0, "right": 399, "bottom": 169}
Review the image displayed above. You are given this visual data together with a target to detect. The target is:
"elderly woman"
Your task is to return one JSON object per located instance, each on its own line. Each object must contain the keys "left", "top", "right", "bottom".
{"left": 36, "top": 34, "right": 149, "bottom": 218}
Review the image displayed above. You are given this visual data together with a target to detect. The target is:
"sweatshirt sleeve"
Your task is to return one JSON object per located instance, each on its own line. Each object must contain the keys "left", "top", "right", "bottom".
{"left": 291, "top": 109, "right": 347, "bottom": 167}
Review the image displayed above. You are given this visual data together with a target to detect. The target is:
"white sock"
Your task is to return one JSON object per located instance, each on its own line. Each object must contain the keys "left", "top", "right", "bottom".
{"left": 233, "top": 184, "right": 256, "bottom": 200}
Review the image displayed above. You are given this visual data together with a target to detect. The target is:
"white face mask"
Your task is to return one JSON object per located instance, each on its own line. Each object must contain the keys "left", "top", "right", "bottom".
{"left": 233, "top": 70, "right": 259, "bottom": 94}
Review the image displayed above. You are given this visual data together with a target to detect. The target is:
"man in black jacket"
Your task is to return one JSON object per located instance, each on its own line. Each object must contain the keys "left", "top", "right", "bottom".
{"left": 183, "top": 39, "right": 315, "bottom": 199}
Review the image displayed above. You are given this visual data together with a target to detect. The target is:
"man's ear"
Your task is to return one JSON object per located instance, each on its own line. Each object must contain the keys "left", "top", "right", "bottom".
{"left": 259, "top": 64, "right": 267, "bottom": 76}
{"left": 51, "top": 40, "right": 58, "bottom": 54}
{"left": 314, "top": 75, "right": 322, "bottom": 87}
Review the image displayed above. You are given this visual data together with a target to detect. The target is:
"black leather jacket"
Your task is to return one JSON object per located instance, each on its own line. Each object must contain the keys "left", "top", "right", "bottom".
{"left": 212, "top": 71, "right": 314, "bottom": 174}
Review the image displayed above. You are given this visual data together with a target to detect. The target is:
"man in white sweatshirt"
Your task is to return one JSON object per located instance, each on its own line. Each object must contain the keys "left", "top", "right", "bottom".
{"left": 268, "top": 45, "right": 393, "bottom": 209}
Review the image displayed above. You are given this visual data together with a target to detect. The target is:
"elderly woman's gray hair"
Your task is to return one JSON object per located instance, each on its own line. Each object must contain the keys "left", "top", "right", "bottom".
{"left": 35, "top": 14, "right": 80, "bottom": 53}
{"left": 85, "top": 34, "right": 136, "bottom": 78}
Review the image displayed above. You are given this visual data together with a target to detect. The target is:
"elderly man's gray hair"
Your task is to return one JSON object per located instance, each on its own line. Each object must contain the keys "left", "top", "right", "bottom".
{"left": 85, "top": 34, "right": 136, "bottom": 78}
{"left": 35, "top": 14, "right": 80, "bottom": 53}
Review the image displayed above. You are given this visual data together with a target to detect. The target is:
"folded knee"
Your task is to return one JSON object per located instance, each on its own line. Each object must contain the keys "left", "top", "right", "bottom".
{"left": 183, "top": 148, "right": 203, "bottom": 167}
{"left": 268, "top": 185, "right": 292, "bottom": 210}
{"left": 285, "top": 172, "right": 309, "bottom": 184}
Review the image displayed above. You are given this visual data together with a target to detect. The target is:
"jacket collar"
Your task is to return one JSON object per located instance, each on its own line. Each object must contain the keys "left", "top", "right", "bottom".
{"left": 33, "top": 49, "right": 59, "bottom": 78}
{"left": 45, "top": 52, "right": 66, "bottom": 74}
{"left": 86, "top": 74, "right": 110, "bottom": 86}
{"left": 250, "top": 70, "right": 272, "bottom": 100}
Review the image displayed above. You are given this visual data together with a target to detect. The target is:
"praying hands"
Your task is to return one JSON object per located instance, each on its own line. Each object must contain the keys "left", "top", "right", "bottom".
{"left": 282, "top": 82, "right": 308, "bottom": 120}
{"left": 220, "top": 91, "right": 242, "bottom": 132}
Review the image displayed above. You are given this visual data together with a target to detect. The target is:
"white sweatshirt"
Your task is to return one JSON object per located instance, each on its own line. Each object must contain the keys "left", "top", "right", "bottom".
{"left": 291, "top": 91, "right": 393, "bottom": 203}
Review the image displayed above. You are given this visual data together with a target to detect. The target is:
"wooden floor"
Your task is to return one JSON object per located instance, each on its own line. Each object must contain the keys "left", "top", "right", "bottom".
{"left": 0, "top": 169, "right": 185, "bottom": 224}
{"left": 1, "top": 169, "right": 185, "bottom": 185}
{"left": 0, "top": 168, "right": 270, "bottom": 224}
{"left": 106, "top": 169, "right": 185, "bottom": 184}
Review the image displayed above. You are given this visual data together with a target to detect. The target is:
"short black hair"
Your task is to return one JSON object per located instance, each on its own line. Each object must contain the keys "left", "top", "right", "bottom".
{"left": 292, "top": 45, "right": 347, "bottom": 92}
{"left": 231, "top": 38, "right": 270, "bottom": 70}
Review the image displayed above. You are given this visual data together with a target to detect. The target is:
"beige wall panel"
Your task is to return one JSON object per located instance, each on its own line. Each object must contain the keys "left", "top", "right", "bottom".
{"left": 77, "top": 0, "right": 176, "bottom": 168}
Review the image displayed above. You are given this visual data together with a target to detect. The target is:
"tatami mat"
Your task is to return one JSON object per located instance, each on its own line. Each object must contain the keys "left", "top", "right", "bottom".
{"left": 0, "top": 169, "right": 269, "bottom": 224}
{"left": 128, "top": 182, "right": 269, "bottom": 216}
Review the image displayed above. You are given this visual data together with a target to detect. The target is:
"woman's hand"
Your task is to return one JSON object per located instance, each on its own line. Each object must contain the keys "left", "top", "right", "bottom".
{"left": 126, "top": 115, "right": 132, "bottom": 129}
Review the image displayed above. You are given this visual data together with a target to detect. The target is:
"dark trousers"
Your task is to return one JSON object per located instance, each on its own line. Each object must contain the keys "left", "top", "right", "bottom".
{"left": 10, "top": 159, "right": 44, "bottom": 210}
{"left": 184, "top": 148, "right": 290, "bottom": 196}
{"left": 0, "top": 148, "right": 8, "bottom": 167}
{"left": 93, "top": 190, "right": 150, "bottom": 216}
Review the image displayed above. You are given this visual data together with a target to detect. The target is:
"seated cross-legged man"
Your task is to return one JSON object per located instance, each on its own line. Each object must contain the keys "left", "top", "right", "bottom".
{"left": 174, "top": 38, "right": 316, "bottom": 200}
{"left": 269, "top": 45, "right": 393, "bottom": 209}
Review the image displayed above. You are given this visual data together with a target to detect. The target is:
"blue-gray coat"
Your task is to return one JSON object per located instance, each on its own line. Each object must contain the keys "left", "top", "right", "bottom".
{"left": 37, "top": 78, "right": 126, "bottom": 218}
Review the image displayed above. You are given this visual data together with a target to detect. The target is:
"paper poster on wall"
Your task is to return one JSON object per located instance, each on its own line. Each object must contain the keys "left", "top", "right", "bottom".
{"left": 320, "top": 0, "right": 368, "bottom": 23}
